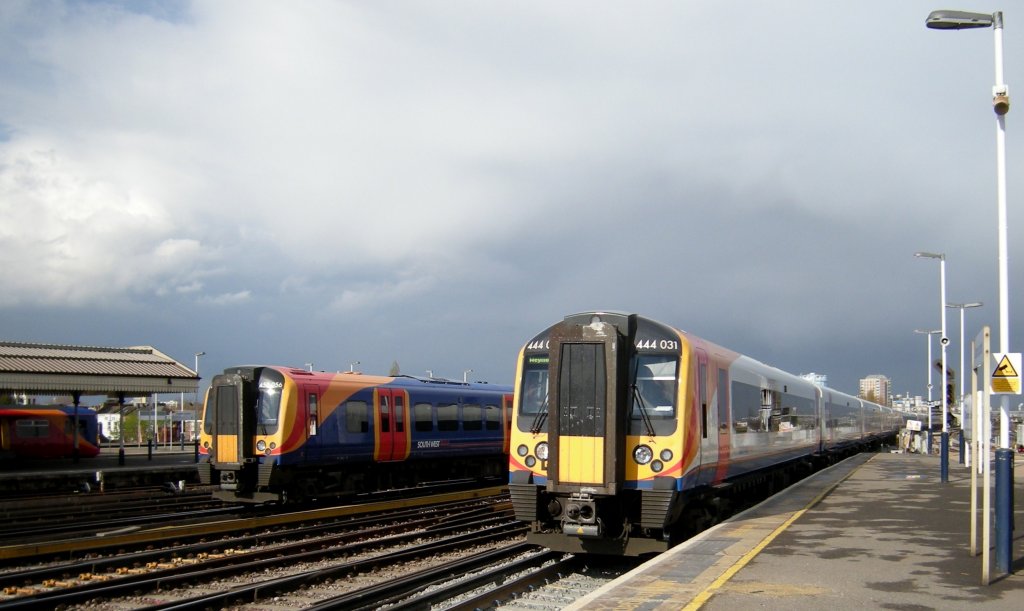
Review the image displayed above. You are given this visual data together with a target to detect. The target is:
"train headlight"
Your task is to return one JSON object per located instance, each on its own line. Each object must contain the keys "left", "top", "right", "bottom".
{"left": 517, "top": 444, "right": 529, "bottom": 457}
{"left": 660, "top": 449, "right": 673, "bottom": 462}
{"left": 633, "top": 445, "right": 653, "bottom": 465}
{"left": 526, "top": 455, "right": 537, "bottom": 468}
{"left": 651, "top": 460, "right": 664, "bottom": 473}
{"left": 256, "top": 440, "right": 266, "bottom": 452}
{"left": 535, "top": 442, "right": 549, "bottom": 461}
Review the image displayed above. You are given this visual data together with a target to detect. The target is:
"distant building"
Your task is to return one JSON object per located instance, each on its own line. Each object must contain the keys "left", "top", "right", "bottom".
{"left": 859, "top": 374, "right": 892, "bottom": 406}
{"left": 800, "top": 373, "right": 828, "bottom": 388}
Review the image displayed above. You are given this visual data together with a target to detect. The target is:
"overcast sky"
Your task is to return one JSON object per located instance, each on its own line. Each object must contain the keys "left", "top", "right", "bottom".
{"left": 2, "top": 1, "right": 1022, "bottom": 403}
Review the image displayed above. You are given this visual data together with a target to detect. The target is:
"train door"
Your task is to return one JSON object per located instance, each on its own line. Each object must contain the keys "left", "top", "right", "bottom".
{"left": 375, "top": 388, "right": 409, "bottom": 462}
{"left": 713, "top": 367, "right": 731, "bottom": 482}
{"left": 303, "top": 385, "right": 320, "bottom": 461}
{"left": 696, "top": 349, "right": 716, "bottom": 485}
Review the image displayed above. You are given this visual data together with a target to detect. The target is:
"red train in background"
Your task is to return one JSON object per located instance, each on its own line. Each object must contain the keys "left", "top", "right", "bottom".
{"left": 0, "top": 405, "right": 101, "bottom": 460}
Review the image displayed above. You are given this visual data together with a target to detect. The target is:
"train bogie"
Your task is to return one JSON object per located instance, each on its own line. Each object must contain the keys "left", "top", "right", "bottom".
{"left": 509, "top": 312, "right": 906, "bottom": 556}
{"left": 198, "top": 366, "right": 513, "bottom": 503}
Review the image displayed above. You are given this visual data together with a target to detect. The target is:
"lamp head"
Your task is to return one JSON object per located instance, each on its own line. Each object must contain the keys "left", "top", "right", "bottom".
{"left": 926, "top": 10, "right": 994, "bottom": 30}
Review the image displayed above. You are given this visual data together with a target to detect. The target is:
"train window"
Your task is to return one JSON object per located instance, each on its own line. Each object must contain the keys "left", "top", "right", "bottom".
{"left": 438, "top": 403, "right": 459, "bottom": 431}
{"left": 255, "top": 371, "right": 284, "bottom": 434}
{"left": 630, "top": 355, "right": 678, "bottom": 436}
{"left": 395, "top": 395, "right": 405, "bottom": 433}
{"left": 485, "top": 404, "right": 501, "bottom": 430}
{"left": 558, "top": 343, "right": 606, "bottom": 437}
{"left": 700, "top": 362, "right": 708, "bottom": 439}
{"left": 463, "top": 404, "right": 482, "bottom": 431}
{"left": 519, "top": 359, "right": 549, "bottom": 416}
{"left": 346, "top": 401, "right": 369, "bottom": 434}
{"left": 414, "top": 403, "right": 433, "bottom": 432}
{"left": 631, "top": 356, "right": 677, "bottom": 416}
{"left": 717, "top": 369, "right": 729, "bottom": 434}
{"left": 16, "top": 419, "right": 48, "bottom": 438}
{"left": 731, "top": 382, "right": 768, "bottom": 433}
{"left": 380, "top": 396, "right": 390, "bottom": 433}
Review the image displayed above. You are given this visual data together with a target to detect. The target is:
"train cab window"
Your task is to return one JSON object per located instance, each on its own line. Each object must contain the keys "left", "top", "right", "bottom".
{"left": 414, "top": 403, "right": 433, "bottom": 432}
{"left": 485, "top": 404, "right": 501, "bottom": 430}
{"left": 519, "top": 358, "right": 549, "bottom": 416}
{"left": 256, "top": 370, "right": 284, "bottom": 434}
{"left": 630, "top": 355, "right": 678, "bottom": 436}
{"left": 346, "top": 401, "right": 369, "bottom": 434}
{"left": 463, "top": 404, "right": 482, "bottom": 431}
{"left": 438, "top": 403, "right": 458, "bottom": 431}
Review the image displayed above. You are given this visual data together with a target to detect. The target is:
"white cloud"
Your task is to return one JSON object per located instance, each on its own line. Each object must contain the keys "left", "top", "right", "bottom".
{"left": 200, "top": 290, "right": 252, "bottom": 306}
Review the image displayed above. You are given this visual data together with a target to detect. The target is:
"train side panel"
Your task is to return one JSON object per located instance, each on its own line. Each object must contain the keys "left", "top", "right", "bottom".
{"left": 0, "top": 405, "right": 100, "bottom": 459}
{"left": 199, "top": 366, "right": 512, "bottom": 503}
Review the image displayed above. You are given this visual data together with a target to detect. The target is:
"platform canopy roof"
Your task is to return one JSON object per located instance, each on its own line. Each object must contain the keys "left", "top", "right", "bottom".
{"left": 0, "top": 341, "right": 199, "bottom": 397}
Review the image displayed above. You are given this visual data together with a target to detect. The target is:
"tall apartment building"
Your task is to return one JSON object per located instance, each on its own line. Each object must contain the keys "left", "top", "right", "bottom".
{"left": 859, "top": 374, "right": 892, "bottom": 406}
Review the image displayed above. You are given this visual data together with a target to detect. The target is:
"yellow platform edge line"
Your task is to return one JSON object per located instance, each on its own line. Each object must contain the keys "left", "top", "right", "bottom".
{"left": 683, "top": 465, "right": 862, "bottom": 610}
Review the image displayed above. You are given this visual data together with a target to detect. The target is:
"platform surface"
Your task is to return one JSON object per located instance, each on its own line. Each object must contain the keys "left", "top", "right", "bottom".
{"left": 569, "top": 450, "right": 1024, "bottom": 610}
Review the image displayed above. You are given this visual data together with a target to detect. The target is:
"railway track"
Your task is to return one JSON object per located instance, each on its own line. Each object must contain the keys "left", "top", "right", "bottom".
{"left": 0, "top": 487, "right": 229, "bottom": 544}
{"left": 0, "top": 484, "right": 651, "bottom": 610}
{"left": 0, "top": 488, "right": 513, "bottom": 607}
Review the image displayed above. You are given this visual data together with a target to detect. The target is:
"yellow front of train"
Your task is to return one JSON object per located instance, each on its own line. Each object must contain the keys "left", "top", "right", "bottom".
{"left": 509, "top": 312, "right": 696, "bottom": 555}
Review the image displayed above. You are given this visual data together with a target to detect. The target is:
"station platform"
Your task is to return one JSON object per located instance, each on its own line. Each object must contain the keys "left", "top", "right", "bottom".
{"left": 568, "top": 450, "right": 1024, "bottom": 610}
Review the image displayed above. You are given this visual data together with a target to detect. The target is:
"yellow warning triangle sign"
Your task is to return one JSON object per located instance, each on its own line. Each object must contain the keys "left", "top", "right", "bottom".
{"left": 993, "top": 355, "right": 1019, "bottom": 378}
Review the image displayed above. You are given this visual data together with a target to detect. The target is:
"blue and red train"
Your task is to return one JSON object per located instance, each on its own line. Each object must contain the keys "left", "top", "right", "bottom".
{"left": 198, "top": 366, "right": 514, "bottom": 503}
{"left": 0, "top": 405, "right": 100, "bottom": 460}
{"left": 508, "top": 312, "right": 910, "bottom": 555}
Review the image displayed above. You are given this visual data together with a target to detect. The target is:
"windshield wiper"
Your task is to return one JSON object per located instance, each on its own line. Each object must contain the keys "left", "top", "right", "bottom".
{"left": 529, "top": 396, "right": 549, "bottom": 434}
{"left": 631, "top": 361, "right": 657, "bottom": 437}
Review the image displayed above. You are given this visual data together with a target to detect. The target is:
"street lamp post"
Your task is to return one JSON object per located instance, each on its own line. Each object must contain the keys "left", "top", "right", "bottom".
{"left": 947, "top": 302, "right": 983, "bottom": 466}
{"left": 926, "top": 7, "right": 1013, "bottom": 574}
{"left": 349, "top": 361, "right": 360, "bottom": 373}
{"left": 194, "top": 352, "right": 205, "bottom": 443}
{"left": 914, "top": 328, "right": 942, "bottom": 441}
{"left": 916, "top": 252, "right": 950, "bottom": 481}
{"left": 946, "top": 302, "right": 984, "bottom": 409}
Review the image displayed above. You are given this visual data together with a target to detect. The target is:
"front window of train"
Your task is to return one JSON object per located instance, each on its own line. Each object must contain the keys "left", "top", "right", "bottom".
{"left": 518, "top": 355, "right": 550, "bottom": 432}
{"left": 256, "top": 369, "right": 284, "bottom": 434}
{"left": 631, "top": 355, "right": 678, "bottom": 435}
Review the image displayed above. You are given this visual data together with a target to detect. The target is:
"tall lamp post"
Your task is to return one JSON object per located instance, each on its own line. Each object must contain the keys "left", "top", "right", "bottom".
{"left": 926, "top": 8, "right": 1013, "bottom": 574}
{"left": 947, "top": 301, "right": 983, "bottom": 466}
{"left": 914, "top": 328, "right": 942, "bottom": 440}
{"left": 915, "top": 251, "right": 950, "bottom": 481}
{"left": 194, "top": 352, "right": 205, "bottom": 443}
{"left": 947, "top": 302, "right": 984, "bottom": 409}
